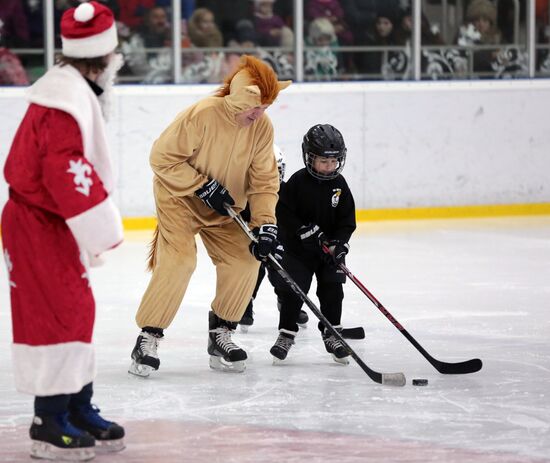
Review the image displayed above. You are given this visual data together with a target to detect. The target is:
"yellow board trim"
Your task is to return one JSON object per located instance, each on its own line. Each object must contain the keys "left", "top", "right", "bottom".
{"left": 123, "top": 203, "right": 550, "bottom": 230}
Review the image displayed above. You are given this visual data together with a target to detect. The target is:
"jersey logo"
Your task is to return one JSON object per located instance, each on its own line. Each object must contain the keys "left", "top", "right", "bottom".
{"left": 3, "top": 249, "right": 17, "bottom": 288}
{"left": 331, "top": 188, "right": 341, "bottom": 208}
{"left": 67, "top": 159, "right": 93, "bottom": 196}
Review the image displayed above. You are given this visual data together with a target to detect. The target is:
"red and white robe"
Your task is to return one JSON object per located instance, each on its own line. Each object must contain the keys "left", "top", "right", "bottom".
{"left": 1, "top": 64, "right": 123, "bottom": 396}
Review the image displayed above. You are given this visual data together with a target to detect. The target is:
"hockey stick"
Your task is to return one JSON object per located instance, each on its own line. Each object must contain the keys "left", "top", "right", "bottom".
{"left": 323, "top": 245, "right": 482, "bottom": 375}
{"left": 226, "top": 206, "right": 405, "bottom": 387}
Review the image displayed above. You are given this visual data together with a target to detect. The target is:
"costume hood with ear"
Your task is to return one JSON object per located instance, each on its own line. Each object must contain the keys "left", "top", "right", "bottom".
{"left": 217, "top": 55, "right": 291, "bottom": 116}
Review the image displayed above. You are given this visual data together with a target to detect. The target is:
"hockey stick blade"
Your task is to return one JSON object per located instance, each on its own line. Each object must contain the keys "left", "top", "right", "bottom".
{"left": 341, "top": 326, "right": 366, "bottom": 339}
{"left": 329, "top": 251, "right": 483, "bottom": 375}
{"left": 226, "top": 206, "right": 405, "bottom": 387}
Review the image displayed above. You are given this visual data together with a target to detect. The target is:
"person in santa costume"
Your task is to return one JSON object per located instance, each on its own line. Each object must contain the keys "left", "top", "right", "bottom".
{"left": 129, "top": 55, "right": 291, "bottom": 377}
{"left": 1, "top": 2, "right": 125, "bottom": 460}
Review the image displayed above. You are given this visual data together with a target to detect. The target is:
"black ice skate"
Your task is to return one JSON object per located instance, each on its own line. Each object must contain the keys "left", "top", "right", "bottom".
{"left": 239, "top": 300, "right": 254, "bottom": 333}
{"left": 323, "top": 327, "right": 350, "bottom": 365}
{"left": 128, "top": 330, "right": 162, "bottom": 377}
{"left": 270, "top": 329, "right": 296, "bottom": 363}
{"left": 29, "top": 413, "right": 95, "bottom": 461}
{"left": 69, "top": 404, "right": 125, "bottom": 453}
{"left": 208, "top": 311, "right": 247, "bottom": 373}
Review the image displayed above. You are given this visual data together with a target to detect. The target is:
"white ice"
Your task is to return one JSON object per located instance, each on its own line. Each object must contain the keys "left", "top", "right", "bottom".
{"left": 1, "top": 216, "right": 549, "bottom": 463}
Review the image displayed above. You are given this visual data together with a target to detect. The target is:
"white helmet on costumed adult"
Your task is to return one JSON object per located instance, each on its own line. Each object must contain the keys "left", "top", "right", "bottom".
{"left": 273, "top": 143, "right": 286, "bottom": 183}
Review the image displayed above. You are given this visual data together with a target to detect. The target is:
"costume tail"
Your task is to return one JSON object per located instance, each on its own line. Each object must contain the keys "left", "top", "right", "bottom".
{"left": 147, "top": 226, "right": 159, "bottom": 272}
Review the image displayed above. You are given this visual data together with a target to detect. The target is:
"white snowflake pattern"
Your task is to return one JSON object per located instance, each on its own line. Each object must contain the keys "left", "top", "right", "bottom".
{"left": 67, "top": 159, "right": 93, "bottom": 196}
{"left": 3, "top": 249, "right": 17, "bottom": 288}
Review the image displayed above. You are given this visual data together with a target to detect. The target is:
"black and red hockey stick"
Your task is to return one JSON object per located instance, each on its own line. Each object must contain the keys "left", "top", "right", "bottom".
{"left": 227, "top": 206, "right": 406, "bottom": 386}
{"left": 323, "top": 245, "right": 482, "bottom": 375}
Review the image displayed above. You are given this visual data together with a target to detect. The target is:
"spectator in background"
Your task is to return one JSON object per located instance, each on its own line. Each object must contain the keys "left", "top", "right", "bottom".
{"left": 196, "top": 0, "right": 253, "bottom": 44}
{"left": 355, "top": 6, "right": 398, "bottom": 78}
{"left": 118, "top": 0, "right": 156, "bottom": 30}
{"left": 182, "top": 7, "right": 226, "bottom": 83}
{"left": 0, "top": 0, "right": 30, "bottom": 47}
{"left": 227, "top": 19, "right": 294, "bottom": 80}
{"left": 341, "top": 0, "right": 399, "bottom": 47}
{"left": 121, "top": 6, "right": 173, "bottom": 83}
{"left": 0, "top": 18, "right": 29, "bottom": 85}
{"left": 305, "top": 17, "right": 339, "bottom": 80}
{"left": 455, "top": 0, "right": 502, "bottom": 77}
{"left": 306, "top": 0, "right": 353, "bottom": 45}
{"left": 253, "top": 0, "right": 293, "bottom": 47}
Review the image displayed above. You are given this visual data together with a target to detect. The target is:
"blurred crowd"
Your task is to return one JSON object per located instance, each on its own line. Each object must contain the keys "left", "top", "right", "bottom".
{"left": 1, "top": 0, "right": 550, "bottom": 85}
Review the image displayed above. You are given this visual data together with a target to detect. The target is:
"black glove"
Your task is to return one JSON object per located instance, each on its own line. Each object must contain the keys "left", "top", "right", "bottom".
{"left": 195, "top": 179, "right": 235, "bottom": 216}
{"left": 322, "top": 240, "right": 350, "bottom": 266}
{"left": 249, "top": 224, "right": 279, "bottom": 261}
{"left": 297, "top": 223, "right": 325, "bottom": 254}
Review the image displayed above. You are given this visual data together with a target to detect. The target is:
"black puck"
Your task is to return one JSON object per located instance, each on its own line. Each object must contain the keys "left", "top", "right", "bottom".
{"left": 412, "top": 378, "right": 428, "bottom": 386}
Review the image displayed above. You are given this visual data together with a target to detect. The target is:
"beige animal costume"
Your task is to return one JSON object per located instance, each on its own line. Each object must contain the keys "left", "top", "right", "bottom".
{"left": 136, "top": 56, "right": 290, "bottom": 329}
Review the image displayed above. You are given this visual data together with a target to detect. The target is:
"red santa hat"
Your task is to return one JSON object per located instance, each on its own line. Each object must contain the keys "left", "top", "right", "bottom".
{"left": 61, "top": 2, "right": 118, "bottom": 58}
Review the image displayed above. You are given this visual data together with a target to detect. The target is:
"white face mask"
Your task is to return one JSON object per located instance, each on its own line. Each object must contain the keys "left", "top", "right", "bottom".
{"left": 97, "top": 53, "right": 124, "bottom": 121}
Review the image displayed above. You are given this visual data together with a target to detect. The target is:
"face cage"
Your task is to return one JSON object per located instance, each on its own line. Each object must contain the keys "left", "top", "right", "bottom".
{"left": 277, "top": 161, "right": 286, "bottom": 183}
{"left": 303, "top": 152, "right": 346, "bottom": 180}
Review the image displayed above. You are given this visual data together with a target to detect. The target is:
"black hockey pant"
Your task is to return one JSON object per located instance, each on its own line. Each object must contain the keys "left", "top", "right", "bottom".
{"left": 269, "top": 251, "right": 345, "bottom": 333}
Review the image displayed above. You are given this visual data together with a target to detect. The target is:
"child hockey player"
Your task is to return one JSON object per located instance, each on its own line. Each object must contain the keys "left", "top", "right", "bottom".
{"left": 238, "top": 144, "right": 309, "bottom": 332}
{"left": 1, "top": 2, "right": 125, "bottom": 460}
{"left": 269, "top": 124, "right": 356, "bottom": 364}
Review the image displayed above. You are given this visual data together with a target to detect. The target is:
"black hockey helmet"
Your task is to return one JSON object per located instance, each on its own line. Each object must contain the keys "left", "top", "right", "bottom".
{"left": 302, "top": 124, "right": 346, "bottom": 180}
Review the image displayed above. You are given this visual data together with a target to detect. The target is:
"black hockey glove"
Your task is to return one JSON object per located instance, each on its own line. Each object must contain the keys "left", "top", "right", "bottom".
{"left": 250, "top": 224, "right": 280, "bottom": 261}
{"left": 195, "top": 179, "right": 235, "bottom": 216}
{"left": 297, "top": 223, "right": 326, "bottom": 254}
{"left": 322, "top": 240, "right": 350, "bottom": 266}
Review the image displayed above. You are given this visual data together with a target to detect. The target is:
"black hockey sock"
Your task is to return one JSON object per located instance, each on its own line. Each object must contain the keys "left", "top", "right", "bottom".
{"left": 142, "top": 326, "right": 164, "bottom": 337}
{"left": 34, "top": 394, "right": 71, "bottom": 417}
{"left": 68, "top": 383, "right": 93, "bottom": 411}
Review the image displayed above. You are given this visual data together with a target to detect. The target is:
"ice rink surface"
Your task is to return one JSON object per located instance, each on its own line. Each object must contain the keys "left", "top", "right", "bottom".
{"left": 1, "top": 216, "right": 549, "bottom": 462}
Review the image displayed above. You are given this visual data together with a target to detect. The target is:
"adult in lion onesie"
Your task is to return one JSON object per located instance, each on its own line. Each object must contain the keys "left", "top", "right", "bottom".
{"left": 129, "top": 55, "right": 290, "bottom": 376}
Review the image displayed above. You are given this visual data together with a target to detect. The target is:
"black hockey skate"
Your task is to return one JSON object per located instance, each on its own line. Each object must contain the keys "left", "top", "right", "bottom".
{"left": 128, "top": 330, "right": 162, "bottom": 377}
{"left": 239, "top": 300, "right": 254, "bottom": 333}
{"left": 29, "top": 413, "right": 95, "bottom": 461}
{"left": 270, "top": 330, "right": 296, "bottom": 363}
{"left": 208, "top": 311, "right": 247, "bottom": 373}
{"left": 69, "top": 404, "right": 125, "bottom": 452}
{"left": 323, "top": 327, "right": 350, "bottom": 365}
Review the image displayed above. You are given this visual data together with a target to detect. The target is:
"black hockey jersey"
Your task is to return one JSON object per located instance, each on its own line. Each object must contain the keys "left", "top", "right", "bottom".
{"left": 276, "top": 168, "right": 356, "bottom": 255}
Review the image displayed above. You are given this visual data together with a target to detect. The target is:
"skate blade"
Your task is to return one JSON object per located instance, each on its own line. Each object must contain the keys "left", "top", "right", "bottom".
{"left": 272, "top": 356, "right": 287, "bottom": 365}
{"left": 128, "top": 361, "right": 154, "bottom": 378}
{"left": 209, "top": 356, "right": 246, "bottom": 373}
{"left": 297, "top": 322, "right": 308, "bottom": 328}
{"left": 95, "top": 438, "right": 125, "bottom": 453}
{"left": 31, "top": 440, "right": 95, "bottom": 461}
{"left": 331, "top": 354, "right": 350, "bottom": 365}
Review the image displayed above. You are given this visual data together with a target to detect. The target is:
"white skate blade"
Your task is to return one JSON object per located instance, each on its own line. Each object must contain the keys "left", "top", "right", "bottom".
{"left": 209, "top": 355, "right": 246, "bottom": 373}
{"left": 128, "top": 361, "right": 154, "bottom": 378}
{"left": 239, "top": 324, "right": 249, "bottom": 333}
{"left": 272, "top": 356, "right": 287, "bottom": 365}
{"left": 30, "top": 440, "right": 95, "bottom": 461}
{"left": 331, "top": 354, "right": 350, "bottom": 365}
{"left": 95, "top": 438, "right": 125, "bottom": 453}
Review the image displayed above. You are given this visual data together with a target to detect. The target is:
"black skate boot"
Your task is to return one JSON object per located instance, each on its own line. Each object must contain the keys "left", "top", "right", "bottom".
{"left": 29, "top": 413, "right": 95, "bottom": 461}
{"left": 239, "top": 300, "right": 254, "bottom": 333}
{"left": 322, "top": 327, "right": 350, "bottom": 365}
{"left": 128, "top": 329, "right": 162, "bottom": 377}
{"left": 208, "top": 311, "right": 247, "bottom": 373}
{"left": 297, "top": 309, "right": 309, "bottom": 327}
{"left": 269, "top": 329, "right": 296, "bottom": 363}
{"left": 69, "top": 404, "right": 125, "bottom": 453}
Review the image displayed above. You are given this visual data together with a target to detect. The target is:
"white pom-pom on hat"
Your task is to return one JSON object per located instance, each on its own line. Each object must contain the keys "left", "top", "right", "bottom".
{"left": 74, "top": 2, "right": 95, "bottom": 23}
